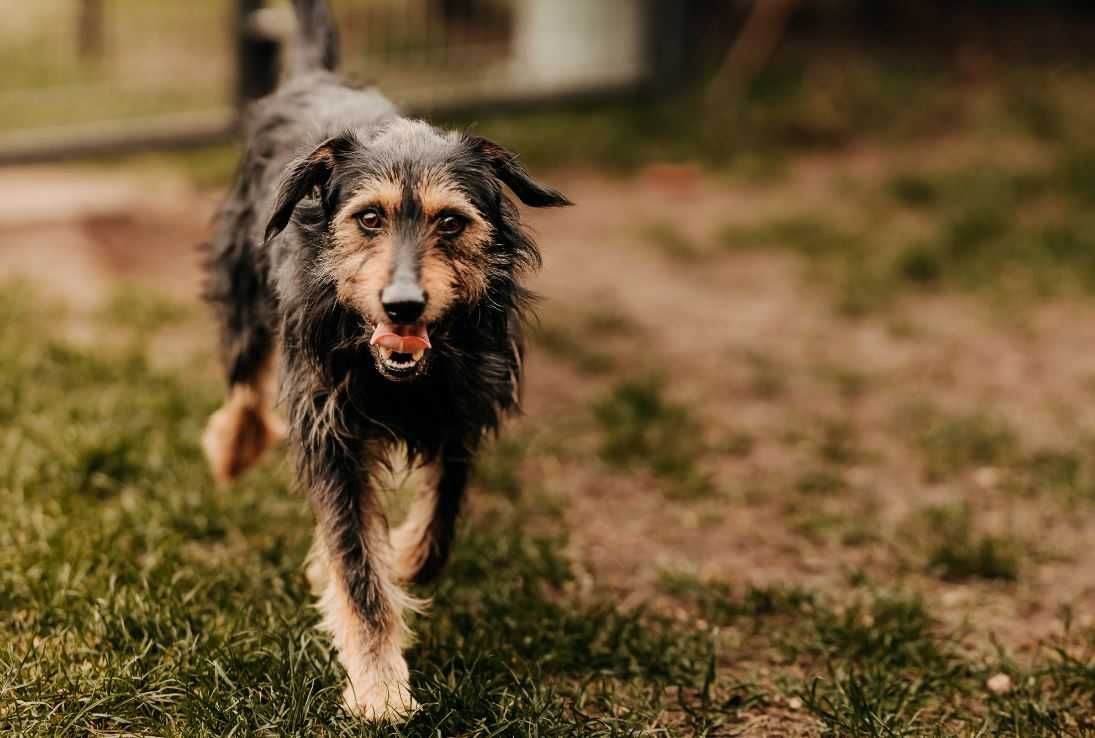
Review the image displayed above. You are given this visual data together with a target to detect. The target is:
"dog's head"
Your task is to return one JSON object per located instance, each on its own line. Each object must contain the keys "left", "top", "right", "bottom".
{"left": 265, "top": 120, "right": 570, "bottom": 381}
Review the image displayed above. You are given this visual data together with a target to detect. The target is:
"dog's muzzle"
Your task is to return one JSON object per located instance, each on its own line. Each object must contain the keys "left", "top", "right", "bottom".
{"left": 369, "top": 321, "right": 431, "bottom": 379}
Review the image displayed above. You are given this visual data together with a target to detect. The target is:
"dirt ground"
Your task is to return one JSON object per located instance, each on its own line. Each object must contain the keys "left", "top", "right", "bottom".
{"left": 3, "top": 154, "right": 1095, "bottom": 730}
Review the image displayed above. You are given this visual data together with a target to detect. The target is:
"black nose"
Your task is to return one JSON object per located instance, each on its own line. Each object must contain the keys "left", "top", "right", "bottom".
{"left": 381, "top": 283, "right": 426, "bottom": 324}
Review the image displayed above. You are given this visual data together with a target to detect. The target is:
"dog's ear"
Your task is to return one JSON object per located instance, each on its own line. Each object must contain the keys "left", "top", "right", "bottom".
{"left": 265, "top": 134, "right": 352, "bottom": 243}
{"left": 466, "top": 135, "right": 572, "bottom": 208}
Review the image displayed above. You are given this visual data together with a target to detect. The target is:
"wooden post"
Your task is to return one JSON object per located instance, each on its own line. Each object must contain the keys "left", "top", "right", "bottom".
{"left": 237, "top": 0, "right": 281, "bottom": 107}
{"left": 77, "top": 0, "right": 105, "bottom": 61}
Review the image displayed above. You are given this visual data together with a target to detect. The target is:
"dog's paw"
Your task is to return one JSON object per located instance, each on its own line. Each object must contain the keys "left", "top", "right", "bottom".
{"left": 342, "top": 680, "right": 418, "bottom": 722}
{"left": 202, "top": 391, "right": 281, "bottom": 484}
{"left": 265, "top": 412, "right": 289, "bottom": 444}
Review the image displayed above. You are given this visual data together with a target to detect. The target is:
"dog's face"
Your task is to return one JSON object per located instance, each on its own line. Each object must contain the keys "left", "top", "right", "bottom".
{"left": 265, "top": 120, "right": 569, "bottom": 381}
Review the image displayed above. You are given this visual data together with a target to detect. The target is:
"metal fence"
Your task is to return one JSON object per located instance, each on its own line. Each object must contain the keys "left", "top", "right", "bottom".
{"left": 0, "top": 0, "right": 706, "bottom": 164}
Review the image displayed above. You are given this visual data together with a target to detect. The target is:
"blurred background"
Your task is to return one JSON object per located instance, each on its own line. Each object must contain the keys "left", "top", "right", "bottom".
{"left": 4, "top": 1, "right": 1095, "bottom": 734}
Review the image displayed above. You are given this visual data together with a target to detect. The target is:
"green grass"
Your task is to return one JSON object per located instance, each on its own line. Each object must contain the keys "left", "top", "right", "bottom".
{"left": 795, "top": 469, "right": 848, "bottom": 497}
{"left": 593, "top": 376, "right": 712, "bottom": 499}
{"left": 639, "top": 222, "right": 706, "bottom": 262}
{"left": 471, "top": 435, "right": 529, "bottom": 499}
{"left": 3, "top": 283, "right": 1095, "bottom": 735}
{"left": 0, "top": 287, "right": 737, "bottom": 736}
{"left": 528, "top": 322, "right": 615, "bottom": 375}
{"left": 662, "top": 574, "right": 1095, "bottom": 736}
{"left": 904, "top": 405, "right": 1019, "bottom": 483}
{"left": 528, "top": 306, "right": 640, "bottom": 376}
{"left": 1016, "top": 448, "right": 1095, "bottom": 503}
{"left": 708, "top": 147, "right": 1095, "bottom": 314}
{"left": 888, "top": 173, "right": 942, "bottom": 209}
{"left": 915, "top": 506, "right": 1021, "bottom": 583}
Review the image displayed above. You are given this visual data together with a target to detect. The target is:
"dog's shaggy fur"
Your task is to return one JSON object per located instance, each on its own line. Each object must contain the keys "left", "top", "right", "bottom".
{"left": 202, "top": 0, "right": 569, "bottom": 720}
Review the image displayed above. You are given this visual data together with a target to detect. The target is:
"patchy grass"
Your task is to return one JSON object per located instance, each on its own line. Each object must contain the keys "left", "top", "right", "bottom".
{"left": 472, "top": 435, "right": 529, "bottom": 500}
{"left": 528, "top": 321, "right": 616, "bottom": 375}
{"left": 639, "top": 221, "right": 706, "bottom": 262}
{"left": 795, "top": 468, "right": 848, "bottom": 497}
{"left": 593, "top": 377, "right": 711, "bottom": 499}
{"left": 710, "top": 149, "right": 1095, "bottom": 313}
{"left": 662, "top": 572, "right": 1095, "bottom": 736}
{"left": 1016, "top": 447, "right": 1095, "bottom": 503}
{"left": 720, "top": 430, "right": 756, "bottom": 458}
{"left": 719, "top": 216, "right": 858, "bottom": 260}
{"left": 888, "top": 173, "right": 942, "bottom": 209}
{"left": 744, "top": 350, "right": 788, "bottom": 400}
{"left": 817, "top": 419, "right": 860, "bottom": 465}
{"left": 914, "top": 505, "right": 1021, "bottom": 583}
{"left": 528, "top": 307, "right": 640, "bottom": 376}
{"left": 0, "top": 287, "right": 739, "bottom": 737}
{"left": 905, "top": 406, "right": 1019, "bottom": 482}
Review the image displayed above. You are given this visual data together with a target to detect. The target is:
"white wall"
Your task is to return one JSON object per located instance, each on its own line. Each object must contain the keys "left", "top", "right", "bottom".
{"left": 511, "top": 0, "right": 646, "bottom": 91}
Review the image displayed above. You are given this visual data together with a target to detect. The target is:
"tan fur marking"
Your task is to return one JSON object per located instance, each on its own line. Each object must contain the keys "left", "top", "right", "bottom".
{"left": 327, "top": 230, "right": 392, "bottom": 321}
{"left": 327, "top": 180, "right": 403, "bottom": 322}
{"left": 418, "top": 178, "right": 493, "bottom": 252}
{"left": 324, "top": 176, "right": 495, "bottom": 325}
{"left": 390, "top": 464, "right": 441, "bottom": 582}
{"left": 418, "top": 177, "right": 492, "bottom": 307}
{"left": 310, "top": 516, "right": 424, "bottom": 721}
{"left": 202, "top": 356, "right": 285, "bottom": 484}
{"left": 337, "top": 180, "right": 403, "bottom": 223}
{"left": 417, "top": 251, "right": 458, "bottom": 323}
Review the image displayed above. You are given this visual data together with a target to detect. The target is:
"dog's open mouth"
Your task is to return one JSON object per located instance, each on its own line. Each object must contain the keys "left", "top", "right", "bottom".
{"left": 369, "top": 321, "right": 431, "bottom": 378}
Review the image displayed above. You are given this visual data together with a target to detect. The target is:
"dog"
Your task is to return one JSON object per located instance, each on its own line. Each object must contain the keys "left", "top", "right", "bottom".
{"left": 200, "top": 0, "right": 569, "bottom": 720}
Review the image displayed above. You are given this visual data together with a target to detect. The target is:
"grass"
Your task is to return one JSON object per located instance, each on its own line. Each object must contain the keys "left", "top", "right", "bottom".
{"left": 1015, "top": 447, "right": 1095, "bottom": 503}
{"left": 639, "top": 222, "right": 706, "bottom": 262}
{"left": 593, "top": 376, "right": 712, "bottom": 499}
{"left": 915, "top": 505, "right": 1021, "bottom": 583}
{"left": 528, "top": 323, "right": 615, "bottom": 375}
{"left": 2, "top": 262, "right": 1095, "bottom": 732}
{"left": 472, "top": 435, "right": 529, "bottom": 500}
{"left": 0, "top": 286, "right": 743, "bottom": 737}
{"left": 888, "top": 174, "right": 942, "bottom": 209}
{"left": 527, "top": 306, "right": 640, "bottom": 376}
{"left": 795, "top": 469, "right": 847, "bottom": 497}
{"left": 705, "top": 123, "right": 1095, "bottom": 315}
{"left": 906, "top": 406, "right": 1019, "bottom": 483}
{"left": 659, "top": 572, "right": 1095, "bottom": 736}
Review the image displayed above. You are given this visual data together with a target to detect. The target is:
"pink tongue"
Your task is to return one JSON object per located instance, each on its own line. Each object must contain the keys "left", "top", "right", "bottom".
{"left": 369, "top": 321, "right": 431, "bottom": 353}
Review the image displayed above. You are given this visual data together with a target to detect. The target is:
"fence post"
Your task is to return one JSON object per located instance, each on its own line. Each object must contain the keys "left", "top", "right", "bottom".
{"left": 642, "top": 0, "right": 685, "bottom": 88}
{"left": 642, "top": 0, "right": 746, "bottom": 91}
{"left": 78, "top": 0, "right": 105, "bottom": 60}
{"left": 237, "top": 0, "right": 281, "bottom": 107}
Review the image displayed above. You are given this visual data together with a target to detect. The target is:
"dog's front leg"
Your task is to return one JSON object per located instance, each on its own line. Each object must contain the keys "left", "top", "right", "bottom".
{"left": 391, "top": 450, "right": 470, "bottom": 585}
{"left": 301, "top": 427, "right": 418, "bottom": 721}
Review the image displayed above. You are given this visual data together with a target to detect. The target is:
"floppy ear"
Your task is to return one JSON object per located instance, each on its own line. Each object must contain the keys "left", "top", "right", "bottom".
{"left": 466, "top": 135, "right": 572, "bottom": 208}
{"left": 264, "top": 135, "right": 349, "bottom": 243}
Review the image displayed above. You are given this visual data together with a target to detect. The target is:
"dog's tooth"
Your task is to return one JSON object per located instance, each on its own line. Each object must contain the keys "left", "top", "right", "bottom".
{"left": 412, "top": 350, "right": 424, "bottom": 361}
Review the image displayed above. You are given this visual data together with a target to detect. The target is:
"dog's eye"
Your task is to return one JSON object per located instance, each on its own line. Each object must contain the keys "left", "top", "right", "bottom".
{"left": 356, "top": 209, "right": 384, "bottom": 232}
{"left": 436, "top": 214, "right": 466, "bottom": 237}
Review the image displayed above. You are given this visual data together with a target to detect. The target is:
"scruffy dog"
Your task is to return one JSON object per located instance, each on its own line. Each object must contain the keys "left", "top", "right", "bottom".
{"left": 201, "top": 0, "right": 569, "bottom": 720}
